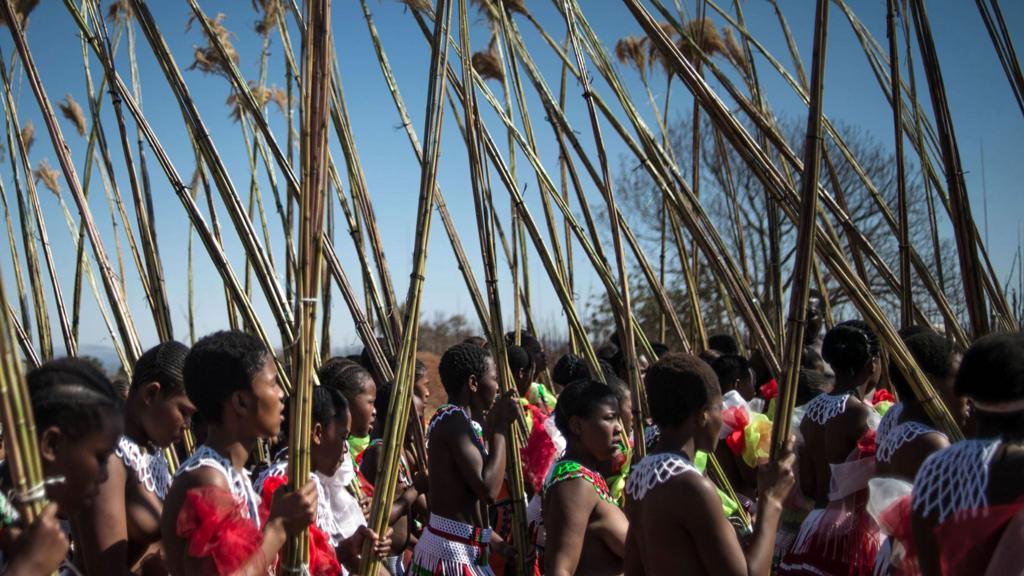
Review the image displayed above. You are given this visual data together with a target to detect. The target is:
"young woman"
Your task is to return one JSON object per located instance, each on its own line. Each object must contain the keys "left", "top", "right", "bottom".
{"left": 780, "top": 321, "right": 884, "bottom": 575}
{"left": 319, "top": 358, "right": 377, "bottom": 526}
{"left": 912, "top": 333, "right": 1024, "bottom": 575}
{"left": 258, "top": 385, "right": 389, "bottom": 575}
{"left": 624, "top": 353, "right": 795, "bottom": 576}
{"left": 74, "top": 341, "right": 195, "bottom": 575}
{"left": 410, "top": 342, "right": 517, "bottom": 575}
{"left": 14, "top": 359, "right": 123, "bottom": 574}
{"left": 543, "top": 379, "right": 627, "bottom": 576}
{"left": 160, "top": 330, "right": 317, "bottom": 575}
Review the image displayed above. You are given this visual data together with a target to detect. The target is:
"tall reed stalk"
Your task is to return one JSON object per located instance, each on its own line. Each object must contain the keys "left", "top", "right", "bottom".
{"left": 772, "top": 0, "right": 829, "bottom": 456}
{"left": 887, "top": 0, "right": 912, "bottom": 330}
{"left": 362, "top": 0, "right": 453, "bottom": 572}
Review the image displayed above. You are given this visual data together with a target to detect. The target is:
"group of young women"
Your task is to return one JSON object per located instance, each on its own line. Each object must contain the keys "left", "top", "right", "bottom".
{"left": 0, "top": 321, "right": 1019, "bottom": 575}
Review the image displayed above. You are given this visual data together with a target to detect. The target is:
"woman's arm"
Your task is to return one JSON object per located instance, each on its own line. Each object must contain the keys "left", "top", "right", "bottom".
{"left": 73, "top": 454, "right": 133, "bottom": 576}
{"left": 543, "top": 481, "right": 595, "bottom": 576}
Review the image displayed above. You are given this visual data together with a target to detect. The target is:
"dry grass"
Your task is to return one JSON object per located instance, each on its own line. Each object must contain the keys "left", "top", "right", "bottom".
{"left": 252, "top": 0, "right": 282, "bottom": 35}
{"left": 227, "top": 82, "right": 288, "bottom": 120}
{"left": 615, "top": 36, "right": 648, "bottom": 76}
{"left": 107, "top": 0, "right": 134, "bottom": 23}
{"left": 723, "top": 27, "right": 747, "bottom": 71}
{"left": 648, "top": 21, "right": 677, "bottom": 74}
{"left": 472, "top": 37, "right": 504, "bottom": 83}
{"left": 679, "top": 18, "right": 724, "bottom": 62}
{"left": 397, "top": 0, "right": 432, "bottom": 13}
{"left": 187, "top": 13, "right": 240, "bottom": 78}
{"left": 33, "top": 158, "right": 60, "bottom": 195}
{"left": 0, "top": 0, "right": 39, "bottom": 27}
{"left": 19, "top": 120, "right": 34, "bottom": 153}
{"left": 58, "top": 94, "right": 87, "bottom": 137}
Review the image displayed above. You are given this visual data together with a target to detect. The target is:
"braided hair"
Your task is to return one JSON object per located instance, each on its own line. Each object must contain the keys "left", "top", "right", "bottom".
{"left": 552, "top": 353, "right": 589, "bottom": 388}
{"left": 822, "top": 320, "right": 880, "bottom": 376}
{"left": 28, "top": 358, "right": 123, "bottom": 440}
{"left": 131, "top": 341, "right": 189, "bottom": 396}
{"left": 319, "top": 357, "right": 373, "bottom": 403}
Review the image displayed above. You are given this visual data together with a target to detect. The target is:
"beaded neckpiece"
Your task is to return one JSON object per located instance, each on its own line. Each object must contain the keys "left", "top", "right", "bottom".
{"left": 542, "top": 459, "right": 615, "bottom": 505}
{"left": 429, "top": 404, "right": 485, "bottom": 454}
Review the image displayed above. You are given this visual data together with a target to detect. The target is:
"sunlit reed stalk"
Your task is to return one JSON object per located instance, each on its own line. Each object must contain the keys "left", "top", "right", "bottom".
{"left": 459, "top": 3, "right": 530, "bottom": 571}
{"left": 887, "top": 0, "right": 912, "bottom": 330}
{"left": 563, "top": 0, "right": 646, "bottom": 456}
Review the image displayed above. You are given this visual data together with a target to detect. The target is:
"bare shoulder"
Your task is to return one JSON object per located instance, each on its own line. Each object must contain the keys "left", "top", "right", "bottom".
{"left": 167, "top": 465, "right": 231, "bottom": 497}
{"left": 432, "top": 410, "right": 473, "bottom": 443}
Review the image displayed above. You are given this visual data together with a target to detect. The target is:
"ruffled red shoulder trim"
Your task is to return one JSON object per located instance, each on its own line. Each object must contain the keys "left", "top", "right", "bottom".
{"left": 177, "top": 486, "right": 263, "bottom": 575}
{"left": 521, "top": 403, "right": 557, "bottom": 493}
{"left": 259, "top": 474, "right": 342, "bottom": 576}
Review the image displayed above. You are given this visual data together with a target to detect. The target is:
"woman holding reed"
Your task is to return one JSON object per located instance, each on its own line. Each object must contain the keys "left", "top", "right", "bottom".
{"left": 73, "top": 341, "right": 195, "bottom": 575}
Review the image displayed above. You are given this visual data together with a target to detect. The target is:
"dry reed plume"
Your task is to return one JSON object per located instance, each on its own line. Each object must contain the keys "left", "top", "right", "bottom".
{"left": 226, "top": 81, "right": 285, "bottom": 120}
{"left": 679, "top": 18, "right": 725, "bottom": 62}
{"left": 252, "top": 0, "right": 282, "bottom": 35}
{"left": 0, "top": 0, "right": 38, "bottom": 27}
{"left": 398, "top": 0, "right": 432, "bottom": 13}
{"left": 107, "top": 0, "right": 134, "bottom": 23}
{"left": 648, "top": 21, "right": 677, "bottom": 74}
{"left": 33, "top": 158, "right": 60, "bottom": 195}
{"left": 615, "top": 36, "right": 648, "bottom": 76}
{"left": 58, "top": 94, "right": 87, "bottom": 137}
{"left": 187, "top": 13, "right": 240, "bottom": 78}
{"left": 472, "top": 37, "right": 504, "bottom": 82}
{"left": 19, "top": 120, "right": 34, "bottom": 152}
{"left": 723, "top": 27, "right": 747, "bottom": 71}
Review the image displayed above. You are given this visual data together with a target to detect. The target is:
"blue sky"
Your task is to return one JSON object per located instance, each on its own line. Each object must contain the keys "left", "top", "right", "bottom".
{"left": 1, "top": 0, "right": 1021, "bottom": 361}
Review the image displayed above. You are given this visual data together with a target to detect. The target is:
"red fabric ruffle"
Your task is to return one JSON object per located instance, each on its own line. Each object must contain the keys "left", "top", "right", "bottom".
{"left": 760, "top": 378, "right": 778, "bottom": 400}
{"left": 935, "top": 496, "right": 1024, "bottom": 576}
{"left": 258, "top": 474, "right": 342, "bottom": 576}
{"left": 177, "top": 486, "right": 263, "bottom": 575}
{"left": 520, "top": 403, "right": 557, "bottom": 493}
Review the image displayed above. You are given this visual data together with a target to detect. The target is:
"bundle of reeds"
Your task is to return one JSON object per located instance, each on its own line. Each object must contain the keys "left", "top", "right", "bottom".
{"left": 283, "top": 0, "right": 331, "bottom": 568}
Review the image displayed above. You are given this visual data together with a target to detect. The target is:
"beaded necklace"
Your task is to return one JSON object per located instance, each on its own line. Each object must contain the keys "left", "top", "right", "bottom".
{"left": 543, "top": 459, "right": 615, "bottom": 505}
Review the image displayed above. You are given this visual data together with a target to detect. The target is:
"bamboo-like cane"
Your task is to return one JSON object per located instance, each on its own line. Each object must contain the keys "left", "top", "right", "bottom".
{"left": 907, "top": 0, "right": 989, "bottom": 338}
{"left": 458, "top": 4, "right": 530, "bottom": 572}
{"left": 0, "top": 178, "right": 30, "bottom": 341}
{"left": 624, "top": 0, "right": 962, "bottom": 442}
{"left": 975, "top": 0, "right": 1023, "bottom": 118}
{"left": 1, "top": 78, "right": 51, "bottom": 361}
{"left": 771, "top": 0, "right": 829, "bottom": 457}
{"left": 361, "top": 1, "right": 453, "bottom": 573}
{"left": 0, "top": 267, "right": 45, "bottom": 526}
{"left": 887, "top": 0, "right": 912, "bottom": 330}
{"left": 1, "top": 0, "right": 143, "bottom": 362}
{"left": 562, "top": 0, "right": 646, "bottom": 457}
{"left": 284, "top": 0, "right": 331, "bottom": 567}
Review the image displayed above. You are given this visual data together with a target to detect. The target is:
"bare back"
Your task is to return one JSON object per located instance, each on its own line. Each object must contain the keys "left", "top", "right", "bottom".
{"left": 426, "top": 408, "right": 488, "bottom": 526}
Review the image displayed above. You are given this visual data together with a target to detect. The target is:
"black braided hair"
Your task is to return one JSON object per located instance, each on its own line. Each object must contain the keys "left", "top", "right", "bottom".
{"left": 319, "top": 357, "right": 373, "bottom": 403}
{"left": 28, "top": 358, "right": 123, "bottom": 440}
{"left": 131, "top": 340, "right": 189, "bottom": 396}
{"left": 822, "top": 320, "right": 880, "bottom": 376}
{"left": 552, "top": 353, "right": 588, "bottom": 388}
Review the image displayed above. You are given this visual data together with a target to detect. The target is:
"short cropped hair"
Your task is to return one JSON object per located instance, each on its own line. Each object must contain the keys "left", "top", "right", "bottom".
{"left": 645, "top": 352, "right": 720, "bottom": 428}
{"left": 708, "top": 333, "right": 740, "bottom": 355}
{"left": 710, "top": 354, "right": 750, "bottom": 394}
{"left": 439, "top": 343, "right": 492, "bottom": 399}
{"left": 553, "top": 378, "right": 618, "bottom": 437}
{"left": 954, "top": 333, "right": 1024, "bottom": 405}
{"left": 889, "top": 330, "right": 956, "bottom": 400}
{"left": 184, "top": 331, "right": 269, "bottom": 424}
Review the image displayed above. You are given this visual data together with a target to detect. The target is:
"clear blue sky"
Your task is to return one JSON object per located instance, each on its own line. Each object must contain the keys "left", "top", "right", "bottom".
{"left": 1, "top": 0, "right": 1021, "bottom": 362}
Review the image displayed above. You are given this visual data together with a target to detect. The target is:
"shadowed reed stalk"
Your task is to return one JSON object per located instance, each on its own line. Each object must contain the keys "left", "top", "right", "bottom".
{"left": 771, "top": 0, "right": 828, "bottom": 457}
{"left": 706, "top": 0, "right": 972, "bottom": 344}
{"left": 563, "top": 0, "right": 647, "bottom": 453}
{"left": 126, "top": 0, "right": 295, "bottom": 348}
{"left": 362, "top": 0, "right": 453, "bottom": 572}
{"left": 624, "top": 0, "right": 962, "bottom": 442}
{"left": 283, "top": 0, "right": 331, "bottom": 567}
{"left": 888, "top": 0, "right": 912, "bottom": 330}
{"left": 2, "top": 0, "right": 142, "bottom": 362}
{"left": 459, "top": 3, "right": 530, "bottom": 572}
{"left": 975, "top": 0, "right": 1023, "bottom": 118}
{"left": 908, "top": 0, "right": 989, "bottom": 338}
